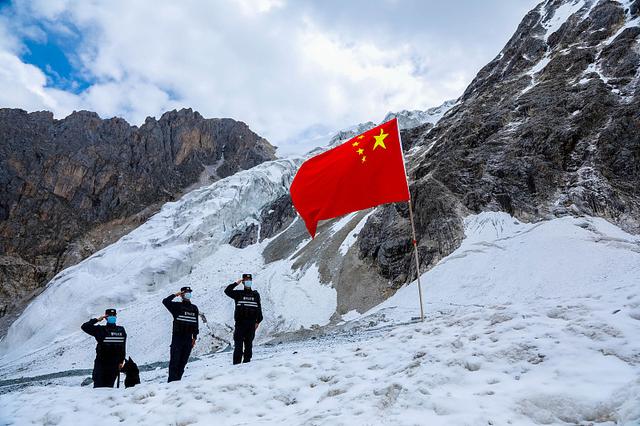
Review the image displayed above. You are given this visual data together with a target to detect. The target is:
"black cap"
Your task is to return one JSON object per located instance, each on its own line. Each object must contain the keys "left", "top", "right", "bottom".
{"left": 180, "top": 286, "right": 192, "bottom": 293}
{"left": 242, "top": 274, "right": 252, "bottom": 280}
{"left": 105, "top": 308, "right": 117, "bottom": 316}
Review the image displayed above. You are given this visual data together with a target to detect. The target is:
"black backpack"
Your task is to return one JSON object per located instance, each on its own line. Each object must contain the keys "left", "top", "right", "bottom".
{"left": 121, "top": 357, "right": 141, "bottom": 388}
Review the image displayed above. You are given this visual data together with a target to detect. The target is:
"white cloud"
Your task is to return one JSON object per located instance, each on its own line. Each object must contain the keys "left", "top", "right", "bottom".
{"left": 0, "top": 0, "right": 537, "bottom": 155}
{"left": 236, "top": 0, "right": 285, "bottom": 14}
{"left": 0, "top": 51, "right": 78, "bottom": 114}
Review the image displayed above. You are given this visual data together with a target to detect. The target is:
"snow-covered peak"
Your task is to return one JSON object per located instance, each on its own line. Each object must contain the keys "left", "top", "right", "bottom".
{"left": 311, "top": 99, "right": 457, "bottom": 154}
{"left": 382, "top": 99, "right": 457, "bottom": 130}
{"left": 319, "top": 121, "right": 377, "bottom": 151}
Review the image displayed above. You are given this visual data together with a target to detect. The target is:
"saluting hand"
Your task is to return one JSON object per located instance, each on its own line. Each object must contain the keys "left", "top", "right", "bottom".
{"left": 97, "top": 314, "right": 107, "bottom": 321}
{"left": 175, "top": 291, "right": 184, "bottom": 297}
{"left": 235, "top": 279, "right": 243, "bottom": 285}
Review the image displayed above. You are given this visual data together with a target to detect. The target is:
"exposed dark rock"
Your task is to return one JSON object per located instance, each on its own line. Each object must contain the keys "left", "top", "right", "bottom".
{"left": 0, "top": 108, "right": 276, "bottom": 327}
{"left": 0, "top": 256, "right": 49, "bottom": 334}
{"left": 259, "top": 194, "right": 297, "bottom": 241}
{"left": 631, "top": 0, "right": 640, "bottom": 17}
{"left": 229, "top": 224, "right": 259, "bottom": 249}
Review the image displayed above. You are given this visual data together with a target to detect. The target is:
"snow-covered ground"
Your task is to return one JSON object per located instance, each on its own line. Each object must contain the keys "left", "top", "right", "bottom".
{"left": 1, "top": 212, "right": 639, "bottom": 425}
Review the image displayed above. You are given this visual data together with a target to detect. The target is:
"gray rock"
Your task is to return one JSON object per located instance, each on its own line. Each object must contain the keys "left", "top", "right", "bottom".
{"left": 229, "top": 224, "right": 259, "bottom": 249}
{"left": 259, "top": 194, "right": 297, "bottom": 241}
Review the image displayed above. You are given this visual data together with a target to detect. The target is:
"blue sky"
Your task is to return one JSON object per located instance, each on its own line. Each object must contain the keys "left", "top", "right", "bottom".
{"left": 22, "top": 33, "right": 92, "bottom": 93}
{"left": 0, "top": 0, "right": 538, "bottom": 154}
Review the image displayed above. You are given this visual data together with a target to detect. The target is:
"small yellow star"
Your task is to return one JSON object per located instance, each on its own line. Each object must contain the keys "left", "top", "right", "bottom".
{"left": 357, "top": 148, "right": 364, "bottom": 155}
{"left": 361, "top": 155, "right": 366, "bottom": 163}
{"left": 373, "top": 128, "right": 388, "bottom": 150}
{"left": 358, "top": 135, "right": 364, "bottom": 139}
{"left": 352, "top": 141, "right": 359, "bottom": 147}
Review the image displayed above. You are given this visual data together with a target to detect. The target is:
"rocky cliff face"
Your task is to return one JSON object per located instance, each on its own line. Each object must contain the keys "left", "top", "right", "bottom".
{"left": 0, "top": 108, "right": 276, "bottom": 328}
{"left": 356, "top": 0, "right": 640, "bottom": 290}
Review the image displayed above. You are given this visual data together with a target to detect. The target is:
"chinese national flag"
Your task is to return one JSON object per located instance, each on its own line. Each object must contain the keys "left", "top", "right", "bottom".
{"left": 290, "top": 118, "right": 410, "bottom": 237}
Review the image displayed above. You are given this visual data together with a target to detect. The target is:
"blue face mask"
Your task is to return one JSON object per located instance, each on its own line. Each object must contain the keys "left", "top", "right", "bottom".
{"left": 183, "top": 292, "right": 192, "bottom": 300}
{"left": 106, "top": 316, "right": 117, "bottom": 325}
{"left": 244, "top": 281, "right": 252, "bottom": 288}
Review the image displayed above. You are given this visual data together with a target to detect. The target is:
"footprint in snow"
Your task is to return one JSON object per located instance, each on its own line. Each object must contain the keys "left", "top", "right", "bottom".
{"left": 323, "top": 387, "right": 347, "bottom": 399}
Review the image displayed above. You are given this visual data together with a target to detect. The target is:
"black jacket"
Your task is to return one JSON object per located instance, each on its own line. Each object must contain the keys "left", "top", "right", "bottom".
{"left": 224, "top": 283, "right": 263, "bottom": 324}
{"left": 162, "top": 295, "right": 200, "bottom": 339}
{"left": 81, "top": 319, "right": 127, "bottom": 364}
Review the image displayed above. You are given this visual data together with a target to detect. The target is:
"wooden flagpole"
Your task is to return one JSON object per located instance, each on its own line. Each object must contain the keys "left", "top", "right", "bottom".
{"left": 393, "top": 118, "right": 425, "bottom": 321}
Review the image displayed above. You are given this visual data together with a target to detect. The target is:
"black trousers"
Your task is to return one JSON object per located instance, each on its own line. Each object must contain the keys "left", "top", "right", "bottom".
{"left": 233, "top": 320, "right": 256, "bottom": 365}
{"left": 93, "top": 360, "right": 119, "bottom": 388}
{"left": 168, "top": 335, "right": 193, "bottom": 382}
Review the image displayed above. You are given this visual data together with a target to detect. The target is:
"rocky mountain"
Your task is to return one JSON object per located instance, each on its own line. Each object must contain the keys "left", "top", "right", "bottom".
{"left": 0, "top": 108, "right": 276, "bottom": 329}
{"left": 355, "top": 0, "right": 640, "bottom": 290}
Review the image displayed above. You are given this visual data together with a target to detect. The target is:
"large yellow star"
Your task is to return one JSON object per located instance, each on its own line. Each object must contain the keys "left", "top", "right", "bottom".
{"left": 373, "top": 128, "right": 388, "bottom": 150}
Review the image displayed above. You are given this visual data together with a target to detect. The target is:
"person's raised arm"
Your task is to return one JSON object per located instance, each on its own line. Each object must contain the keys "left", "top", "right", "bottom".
{"left": 81, "top": 315, "right": 105, "bottom": 336}
{"left": 224, "top": 279, "right": 243, "bottom": 299}
{"left": 163, "top": 292, "right": 182, "bottom": 314}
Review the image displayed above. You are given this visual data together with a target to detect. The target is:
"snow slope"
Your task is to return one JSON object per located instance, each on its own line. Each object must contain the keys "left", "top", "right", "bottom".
{"left": 373, "top": 212, "right": 640, "bottom": 318}
{"left": 1, "top": 212, "right": 639, "bottom": 425}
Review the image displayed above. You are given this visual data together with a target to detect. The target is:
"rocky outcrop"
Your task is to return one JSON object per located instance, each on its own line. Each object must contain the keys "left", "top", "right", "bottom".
{"left": 228, "top": 194, "right": 297, "bottom": 249}
{"left": 0, "top": 108, "right": 276, "bottom": 327}
{"left": 357, "top": 0, "right": 640, "bottom": 288}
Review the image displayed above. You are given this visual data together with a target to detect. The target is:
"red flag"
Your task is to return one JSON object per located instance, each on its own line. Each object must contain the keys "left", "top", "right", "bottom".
{"left": 290, "top": 118, "right": 410, "bottom": 237}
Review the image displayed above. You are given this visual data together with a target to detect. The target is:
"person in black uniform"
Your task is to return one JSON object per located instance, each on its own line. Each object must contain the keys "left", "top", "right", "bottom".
{"left": 81, "top": 308, "right": 127, "bottom": 388}
{"left": 163, "top": 286, "right": 199, "bottom": 382}
{"left": 225, "top": 273, "right": 263, "bottom": 365}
